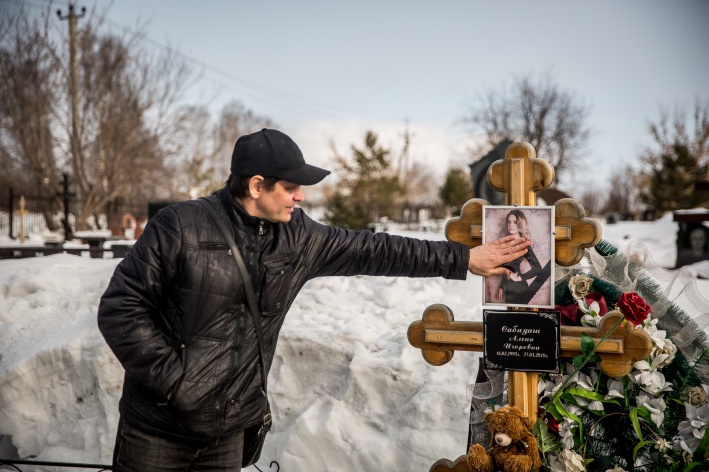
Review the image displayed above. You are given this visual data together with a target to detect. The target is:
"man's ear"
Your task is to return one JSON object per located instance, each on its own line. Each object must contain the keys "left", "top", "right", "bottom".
{"left": 248, "top": 175, "right": 265, "bottom": 199}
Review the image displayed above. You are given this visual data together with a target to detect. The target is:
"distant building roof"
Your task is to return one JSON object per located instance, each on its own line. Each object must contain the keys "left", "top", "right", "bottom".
{"left": 538, "top": 188, "right": 570, "bottom": 206}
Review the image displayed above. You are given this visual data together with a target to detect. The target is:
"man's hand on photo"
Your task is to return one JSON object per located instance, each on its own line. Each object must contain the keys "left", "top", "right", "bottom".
{"left": 468, "top": 235, "right": 530, "bottom": 277}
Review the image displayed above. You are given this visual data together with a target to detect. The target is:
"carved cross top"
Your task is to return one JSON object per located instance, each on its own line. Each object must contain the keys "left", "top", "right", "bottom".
{"left": 445, "top": 143, "right": 601, "bottom": 266}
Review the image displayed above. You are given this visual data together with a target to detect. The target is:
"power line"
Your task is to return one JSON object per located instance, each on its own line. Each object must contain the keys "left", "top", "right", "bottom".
{"left": 5, "top": 0, "right": 387, "bottom": 120}
{"left": 91, "top": 9, "right": 400, "bottom": 122}
{"left": 0, "top": 0, "right": 50, "bottom": 10}
{"left": 4, "top": 0, "right": 410, "bottom": 145}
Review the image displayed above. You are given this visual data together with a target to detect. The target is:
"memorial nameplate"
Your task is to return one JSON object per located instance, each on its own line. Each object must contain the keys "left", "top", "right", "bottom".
{"left": 483, "top": 310, "right": 560, "bottom": 373}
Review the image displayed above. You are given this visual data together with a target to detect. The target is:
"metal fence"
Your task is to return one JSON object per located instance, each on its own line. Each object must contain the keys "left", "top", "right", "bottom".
{"left": 0, "top": 458, "right": 111, "bottom": 471}
{"left": 2, "top": 184, "right": 77, "bottom": 240}
{"left": 1, "top": 178, "right": 150, "bottom": 241}
{"left": 0, "top": 458, "right": 281, "bottom": 471}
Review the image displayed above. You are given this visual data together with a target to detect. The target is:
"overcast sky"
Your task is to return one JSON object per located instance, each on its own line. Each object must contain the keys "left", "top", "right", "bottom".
{"left": 7, "top": 0, "right": 709, "bottom": 193}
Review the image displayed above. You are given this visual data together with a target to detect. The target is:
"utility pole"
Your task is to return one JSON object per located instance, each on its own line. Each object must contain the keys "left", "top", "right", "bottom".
{"left": 56, "top": 173, "right": 76, "bottom": 241}
{"left": 57, "top": 4, "right": 86, "bottom": 183}
{"left": 398, "top": 118, "right": 415, "bottom": 179}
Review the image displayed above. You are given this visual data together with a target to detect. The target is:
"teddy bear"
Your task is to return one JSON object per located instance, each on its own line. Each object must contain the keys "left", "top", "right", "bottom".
{"left": 467, "top": 405, "right": 542, "bottom": 472}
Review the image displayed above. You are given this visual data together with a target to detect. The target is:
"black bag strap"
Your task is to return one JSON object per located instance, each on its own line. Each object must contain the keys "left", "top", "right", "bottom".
{"left": 198, "top": 198, "right": 269, "bottom": 397}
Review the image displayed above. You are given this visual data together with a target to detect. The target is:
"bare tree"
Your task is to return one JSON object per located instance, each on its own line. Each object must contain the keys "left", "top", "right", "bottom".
{"left": 1, "top": 5, "right": 280, "bottom": 231}
{"left": 578, "top": 190, "right": 603, "bottom": 217}
{"left": 213, "top": 100, "right": 275, "bottom": 184}
{"left": 1, "top": 5, "right": 193, "bottom": 229}
{"left": 66, "top": 22, "right": 192, "bottom": 228}
{"left": 164, "top": 100, "right": 274, "bottom": 199}
{"left": 463, "top": 73, "right": 592, "bottom": 184}
{"left": 165, "top": 105, "right": 216, "bottom": 199}
{"left": 602, "top": 165, "right": 642, "bottom": 217}
{"left": 0, "top": 7, "right": 63, "bottom": 229}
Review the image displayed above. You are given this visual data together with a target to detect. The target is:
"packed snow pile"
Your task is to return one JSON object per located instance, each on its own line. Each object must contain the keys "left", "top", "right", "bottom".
{"left": 0, "top": 238, "right": 484, "bottom": 471}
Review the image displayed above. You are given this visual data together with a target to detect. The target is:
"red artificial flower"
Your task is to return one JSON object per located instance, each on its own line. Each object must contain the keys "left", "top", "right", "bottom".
{"left": 538, "top": 407, "right": 560, "bottom": 433}
{"left": 546, "top": 416, "right": 560, "bottom": 433}
{"left": 616, "top": 291, "right": 651, "bottom": 326}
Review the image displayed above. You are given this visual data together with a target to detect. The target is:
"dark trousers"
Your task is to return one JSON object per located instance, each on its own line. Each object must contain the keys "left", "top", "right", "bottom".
{"left": 112, "top": 417, "right": 244, "bottom": 471}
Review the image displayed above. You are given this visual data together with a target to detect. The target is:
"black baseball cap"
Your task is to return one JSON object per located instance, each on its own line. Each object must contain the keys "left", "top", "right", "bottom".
{"left": 230, "top": 129, "right": 330, "bottom": 185}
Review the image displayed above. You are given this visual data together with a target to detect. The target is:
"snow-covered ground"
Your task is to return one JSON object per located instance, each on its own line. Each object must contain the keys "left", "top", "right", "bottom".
{"left": 1, "top": 213, "right": 708, "bottom": 471}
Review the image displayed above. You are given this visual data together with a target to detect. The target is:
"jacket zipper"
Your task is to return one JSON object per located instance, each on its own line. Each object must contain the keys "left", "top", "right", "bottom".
{"left": 162, "top": 344, "right": 186, "bottom": 407}
{"left": 215, "top": 220, "right": 260, "bottom": 443}
{"left": 213, "top": 303, "right": 246, "bottom": 444}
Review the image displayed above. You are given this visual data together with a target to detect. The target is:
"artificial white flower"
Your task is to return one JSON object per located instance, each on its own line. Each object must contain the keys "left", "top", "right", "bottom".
{"left": 605, "top": 378, "right": 625, "bottom": 399}
{"left": 631, "top": 356, "right": 673, "bottom": 394}
{"left": 643, "top": 321, "right": 666, "bottom": 346}
{"left": 574, "top": 370, "right": 596, "bottom": 389}
{"left": 559, "top": 448, "right": 586, "bottom": 472}
{"left": 580, "top": 314, "right": 597, "bottom": 327}
{"left": 605, "top": 466, "right": 627, "bottom": 472}
{"left": 547, "top": 453, "right": 566, "bottom": 472}
{"left": 577, "top": 297, "right": 602, "bottom": 327}
{"left": 569, "top": 274, "right": 593, "bottom": 300}
{"left": 674, "top": 440, "right": 695, "bottom": 463}
{"left": 683, "top": 401, "right": 709, "bottom": 430}
{"left": 572, "top": 370, "right": 604, "bottom": 411}
{"left": 539, "top": 364, "right": 576, "bottom": 401}
{"left": 683, "top": 384, "right": 709, "bottom": 407}
{"left": 650, "top": 338, "right": 677, "bottom": 368}
{"left": 558, "top": 417, "right": 577, "bottom": 450}
{"left": 539, "top": 378, "right": 563, "bottom": 402}
{"left": 641, "top": 315, "right": 659, "bottom": 333}
{"left": 639, "top": 319, "right": 678, "bottom": 368}
{"left": 674, "top": 403, "right": 709, "bottom": 454}
{"left": 636, "top": 392, "right": 666, "bottom": 428}
{"left": 662, "top": 453, "right": 674, "bottom": 465}
{"left": 655, "top": 438, "right": 671, "bottom": 453}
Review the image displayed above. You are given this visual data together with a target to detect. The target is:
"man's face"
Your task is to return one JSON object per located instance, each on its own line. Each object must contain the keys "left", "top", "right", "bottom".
{"left": 254, "top": 179, "right": 304, "bottom": 223}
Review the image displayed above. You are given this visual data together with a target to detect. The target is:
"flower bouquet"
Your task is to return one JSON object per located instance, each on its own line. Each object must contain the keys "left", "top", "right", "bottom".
{"left": 533, "top": 241, "right": 709, "bottom": 472}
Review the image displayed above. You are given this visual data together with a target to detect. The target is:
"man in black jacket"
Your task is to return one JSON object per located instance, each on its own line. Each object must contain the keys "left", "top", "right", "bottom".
{"left": 98, "top": 129, "right": 529, "bottom": 472}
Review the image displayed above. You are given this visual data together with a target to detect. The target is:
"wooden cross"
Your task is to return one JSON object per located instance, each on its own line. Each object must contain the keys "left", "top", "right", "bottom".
{"left": 408, "top": 305, "right": 652, "bottom": 380}
{"left": 409, "top": 142, "right": 652, "bottom": 471}
{"left": 19, "top": 195, "right": 26, "bottom": 244}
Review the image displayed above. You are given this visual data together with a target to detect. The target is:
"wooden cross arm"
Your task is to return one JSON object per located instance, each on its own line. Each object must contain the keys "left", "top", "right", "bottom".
{"left": 554, "top": 198, "right": 602, "bottom": 266}
{"left": 445, "top": 197, "right": 601, "bottom": 266}
{"left": 430, "top": 456, "right": 469, "bottom": 472}
{"left": 444, "top": 199, "right": 488, "bottom": 248}
{"left": 407, "top": 306, "right": 652, "bottom": 378}
{"left": 407, "top": 304, "right": 484, "bottom": 365}
{"left": 560, "top": 311, "right": 653, "bottom": 378}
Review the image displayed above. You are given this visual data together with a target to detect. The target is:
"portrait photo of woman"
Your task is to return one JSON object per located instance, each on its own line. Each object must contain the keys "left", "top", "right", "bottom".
{"left": 482, "top": 206, "right": 554, "bottom": 308}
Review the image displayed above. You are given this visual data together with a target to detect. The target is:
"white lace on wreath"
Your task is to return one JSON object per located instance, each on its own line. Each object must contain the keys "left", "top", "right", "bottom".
{"left": 555, "top": 240, "right": 709, "bottom": 383}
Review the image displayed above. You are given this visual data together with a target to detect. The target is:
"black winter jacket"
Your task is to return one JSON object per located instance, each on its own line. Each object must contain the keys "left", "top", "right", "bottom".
{"left": 97, "top": 188, "right": 469, "bottom": 443}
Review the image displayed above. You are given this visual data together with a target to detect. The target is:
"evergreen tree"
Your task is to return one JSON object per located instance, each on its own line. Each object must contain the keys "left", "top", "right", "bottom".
{"left": 640, "top": 143, "right": 709, "bottom": 213}
{"left": 324, "top": 131, "right": 403, "bottom": 229}
{"left": 639, "top": 99, "right": 709, "bottom": 216}
{"left": 439, "top": 167, "right": 473, "bottom": 214}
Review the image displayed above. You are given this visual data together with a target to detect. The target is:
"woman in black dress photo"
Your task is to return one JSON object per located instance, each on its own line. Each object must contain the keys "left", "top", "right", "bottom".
{"left": 496, "top": 209, "right": 544, "bottom": 305}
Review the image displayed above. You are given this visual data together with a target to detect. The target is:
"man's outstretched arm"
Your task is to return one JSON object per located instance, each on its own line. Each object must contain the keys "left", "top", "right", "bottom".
{"left": 468, "top": 235, "right": 531, "bottom": 277}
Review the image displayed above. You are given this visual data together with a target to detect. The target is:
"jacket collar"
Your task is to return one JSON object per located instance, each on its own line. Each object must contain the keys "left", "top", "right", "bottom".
{"left": 218, "top": 187, "right": 273, "bottom": 232}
